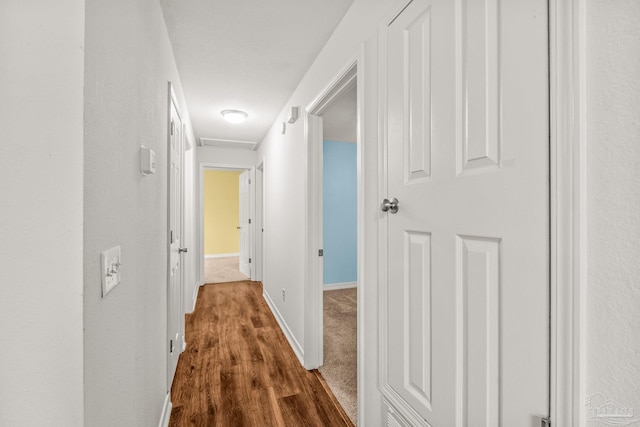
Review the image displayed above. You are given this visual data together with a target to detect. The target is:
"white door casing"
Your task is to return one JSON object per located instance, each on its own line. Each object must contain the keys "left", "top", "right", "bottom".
{"left": 380, "top": 0, "right": 549, "bottom": 425}
{"left": 255, "top": 163, "right": 264, "bottom": 282}
{"left": 168, "top": 84, "right": 185, "bottom": 388}
{"left": 239, "top": 170, "right": 251, "bottom": 278}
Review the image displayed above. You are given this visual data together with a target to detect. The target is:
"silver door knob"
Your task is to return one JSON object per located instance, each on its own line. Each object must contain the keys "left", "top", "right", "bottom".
{"left": 380, "top": 198, "right": 399, "bottom": 214}
{"left": 179, "top": 247, "right": 188, "bottom": 253}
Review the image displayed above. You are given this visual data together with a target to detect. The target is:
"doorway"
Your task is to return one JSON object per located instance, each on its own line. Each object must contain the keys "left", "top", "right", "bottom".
{"left": 305, "top": 58, "right": 362, "bottom": 425}
{"left": 318, "top": 84, "right": 358, "bottom": 424}
{"left": 201, "top": 167, "right": 250, "bottom": 284}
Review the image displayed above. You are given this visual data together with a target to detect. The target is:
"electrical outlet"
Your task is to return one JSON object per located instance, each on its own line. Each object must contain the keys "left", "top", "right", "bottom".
{"left": 101, "top": 246, "right": 121, "bottom": 297}
{"left": 282, "top": 288, "right": 286, "bottom": 301}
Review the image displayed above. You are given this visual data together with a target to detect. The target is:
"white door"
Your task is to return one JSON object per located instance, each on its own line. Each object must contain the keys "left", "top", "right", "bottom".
{"left": 168, "top": 91, "right": 184, "bottom": 387}
{"left": 238, "top": 170, "right": 250, "bottom": 278}
{"left": 255, "top": 165, "right": 264, "bottom": 282}
{"left": 380, "top": 0, "right": 549, "bottom": 425}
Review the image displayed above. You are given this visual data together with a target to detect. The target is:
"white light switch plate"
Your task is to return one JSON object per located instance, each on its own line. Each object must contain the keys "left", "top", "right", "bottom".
{"left": 101, "top": 246, "right": 121, "bottom": 297}
{"left": 140, "top": 146, "right": 156, "bottom": 175}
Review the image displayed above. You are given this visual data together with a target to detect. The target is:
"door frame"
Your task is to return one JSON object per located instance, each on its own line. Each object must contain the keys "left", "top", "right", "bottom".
{"left": 549, "top": 0, "right": 587, "bottom": 425}
{"left": 238, "top": 170, "right": 252, "bottom": 278}
{"left": 166, "top": 82, "right": 185, "bottom": 389}
{"left": 197, "top": 162, "right": 256, "bottom": 286}
{"left": 255, "top": 161, "right": 265, "bottom": 283}
{"left": 304, "top": 46, "right": 365, "bottom": 416}
{"left": 374, "top": 0, "right": 587, "bottom": 425}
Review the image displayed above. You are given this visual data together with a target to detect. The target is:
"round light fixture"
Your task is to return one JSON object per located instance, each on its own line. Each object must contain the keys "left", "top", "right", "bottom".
{"left": 221, "top": 109, "right": 248, "bottom": 124}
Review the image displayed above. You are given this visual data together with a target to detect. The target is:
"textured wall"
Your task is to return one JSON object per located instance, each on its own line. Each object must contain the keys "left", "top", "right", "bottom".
{"left": 204, "top": 170, "right": 242, "bottom": 255}
{"left": 83, "top": 0, "right": 194, "bottom": 425}
{"left": 586, "top": 0, "right": 640, "bottom": 416}
{"left": 323, "top": 140, "right": 357, "bottom": 285}
{"left": 256, "top": 1, "right": 392, "bottom": 423}
{"left": 0, "top": 2, "right": 85, "bottom": 426}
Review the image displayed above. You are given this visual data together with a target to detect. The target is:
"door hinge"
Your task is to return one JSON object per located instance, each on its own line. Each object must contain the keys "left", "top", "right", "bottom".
{"left": 541, "top": 417, "right": 550, "bottom": 427}
{"left": 169, "top": 339, "right": 174, "bottom": 354}
{"left": 249, "top": 179, "right": 251, "bottom": 184}
{"left": 318, "top": 249, "right": 323, "bottom": 256}
{"left": 249, "top": 218, "right": 252, "bottom": 224}
{"left": 170, "top": 120, "right": 175, "bottom": 136}
{"left": 249, "top": 258, "right": 252, "bottom": 264}
{"left": 170, "top": 230, "right": 174, "bottom": 244}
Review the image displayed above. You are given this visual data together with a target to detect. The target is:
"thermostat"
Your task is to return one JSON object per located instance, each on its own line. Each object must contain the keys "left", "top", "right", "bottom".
{"left": 140, "top": 146, "right": 156, "bottom": 175}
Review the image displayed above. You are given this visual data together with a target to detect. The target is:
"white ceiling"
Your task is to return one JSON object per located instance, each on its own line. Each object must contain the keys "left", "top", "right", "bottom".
{"left": 322, "top": 84, "right": 357, "bottom": 143}
{"left": 159, "top": 0, "right": 355, "bottom": 146}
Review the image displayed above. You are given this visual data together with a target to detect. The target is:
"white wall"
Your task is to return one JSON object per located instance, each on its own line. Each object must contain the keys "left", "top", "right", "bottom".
{"left": 83, "top": 0, "right": 194, "bottom": 425}
{"left": 0, "top": 2, "right": 85, "bottom": 426}
{"left": 586, "top": 0, "right": 640, "bottom": 415}
{"left": 256, "top": 1, "right": 395, "bottom": 424}
{"left": 197, "top": 146, "right": 258, "bottom": 168}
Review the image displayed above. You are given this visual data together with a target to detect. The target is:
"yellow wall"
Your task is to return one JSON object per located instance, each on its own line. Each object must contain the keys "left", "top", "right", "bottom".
{"left": 204, "top": 170, "right": 242, "bottom": 255}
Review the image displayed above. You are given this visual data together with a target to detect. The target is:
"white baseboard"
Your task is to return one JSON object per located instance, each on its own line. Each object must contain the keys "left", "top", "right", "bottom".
{"left": 324, "top": 281, "right": 357, "bottom": 291}
{"left": 191, "top": 281, "right": 200, "bottom": 313}
{"left": 262, "top": 289, "right": 304, "bottom": 365}
{"left": 205, "top": 252, "right": 240, "bottom": 259}
{"left": 158, "top": 392, "right": 172, "bottom": 427}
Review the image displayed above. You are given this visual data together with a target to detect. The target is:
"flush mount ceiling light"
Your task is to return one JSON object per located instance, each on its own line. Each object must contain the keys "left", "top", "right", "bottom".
{"left": 220, "top": 109, "right": 248, "bottom": 124}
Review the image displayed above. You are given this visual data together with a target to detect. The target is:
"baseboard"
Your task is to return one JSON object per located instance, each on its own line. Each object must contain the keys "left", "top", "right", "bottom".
{"left": 324, "top": 281, "right": 357, "bottom": 291}
{"left": 204, "top": 252, "right": 240, "bottom": 259}
{"left": 158, "top": 392, "right": 172, "bottom": 427}
{"left": 262, "top": 289, "right": 304, "bottom": 365}
{"left": 191, "top": 281, "right": 200, "bottom": 313}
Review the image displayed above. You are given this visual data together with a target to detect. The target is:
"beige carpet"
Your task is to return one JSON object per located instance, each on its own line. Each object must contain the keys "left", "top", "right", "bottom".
{"left": 319, "top": 287, "right": 357, "bottom": 425}
{"left": 204, "top": 256, "right": 248, "bottom": 283}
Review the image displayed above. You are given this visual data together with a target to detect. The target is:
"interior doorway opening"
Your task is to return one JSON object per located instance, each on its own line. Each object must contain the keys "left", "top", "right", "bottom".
{"left": 319, "top": 83, "right": 358, "bottom": 424}
{"left": 202, "top": 168, "right": 248, "bottom": 284}
{"left": 198, "top": 163, "right": 261, "bottom": 287}
{"left": 305, "top": 57, "right": 362, "bottom": 425}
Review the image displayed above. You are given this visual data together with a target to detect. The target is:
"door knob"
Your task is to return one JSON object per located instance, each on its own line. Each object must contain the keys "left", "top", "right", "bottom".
{"left": 179, "top": 247, "right": 188, "bottom": 253}
{"left": 380, "top": 198, "right": 399, "bottom": 214}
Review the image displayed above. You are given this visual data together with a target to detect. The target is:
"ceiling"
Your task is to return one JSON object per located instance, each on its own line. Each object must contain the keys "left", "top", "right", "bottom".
{"left": 159, "top": 0, "right": 355, "bottom": 147}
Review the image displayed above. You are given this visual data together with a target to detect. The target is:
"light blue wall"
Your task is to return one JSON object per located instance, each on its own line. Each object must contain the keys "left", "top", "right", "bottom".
{"left": 323, "top": 140, "right": 357, "bottom": 285}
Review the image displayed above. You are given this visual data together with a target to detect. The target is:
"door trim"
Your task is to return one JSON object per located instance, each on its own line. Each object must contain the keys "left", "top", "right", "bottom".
{"left": 166, "top": 82, "right": 185, "bottom": 390}
{"left": 255, "top": 161, "right": 265, "bottom": 283}
{"left": 304, "top": 46, "right": 365, "bottom": 421}
{"left": 549, "top": 0, "right": 587, "bottom": 425}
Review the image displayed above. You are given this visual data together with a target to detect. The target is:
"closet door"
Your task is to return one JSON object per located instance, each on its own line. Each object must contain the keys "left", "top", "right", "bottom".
{"left": 380, "top": 0, "right": 549, "bottom": 425}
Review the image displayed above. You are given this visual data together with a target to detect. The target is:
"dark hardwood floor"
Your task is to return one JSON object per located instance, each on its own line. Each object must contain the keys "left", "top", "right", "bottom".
{"left": 169, "top": 281, "right": 354, "bottom": 427}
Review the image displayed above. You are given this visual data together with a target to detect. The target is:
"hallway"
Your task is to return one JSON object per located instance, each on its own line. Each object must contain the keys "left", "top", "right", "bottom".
{"left": 169, "top": 281, "right": 352, "bottom": 426}
{"left": 5, "top": 1, "right": 640, "bottom": 426}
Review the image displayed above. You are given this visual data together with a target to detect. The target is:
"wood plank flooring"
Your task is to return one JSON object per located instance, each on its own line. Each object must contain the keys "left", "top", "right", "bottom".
{"left": 169, "top": 281, "right": 354, "bottom": 427}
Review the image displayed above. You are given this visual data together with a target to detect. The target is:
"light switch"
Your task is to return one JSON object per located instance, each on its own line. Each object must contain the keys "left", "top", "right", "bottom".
{"left": 101, "top": 246, "right": 121, "bottom": 297}
{"left": 140, "top": 146, "right": 156, "bottom": 175}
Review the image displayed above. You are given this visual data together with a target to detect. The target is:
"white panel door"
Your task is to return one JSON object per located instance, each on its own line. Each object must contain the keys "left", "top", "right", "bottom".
{"left": 238, "top": 170, "right": 250, "bottom": 278}
{"left": 381, "top": 0, "right": 549, "bottom": 425}
{"left": 168, "top": 93, "right": 184, "bottom": 387}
